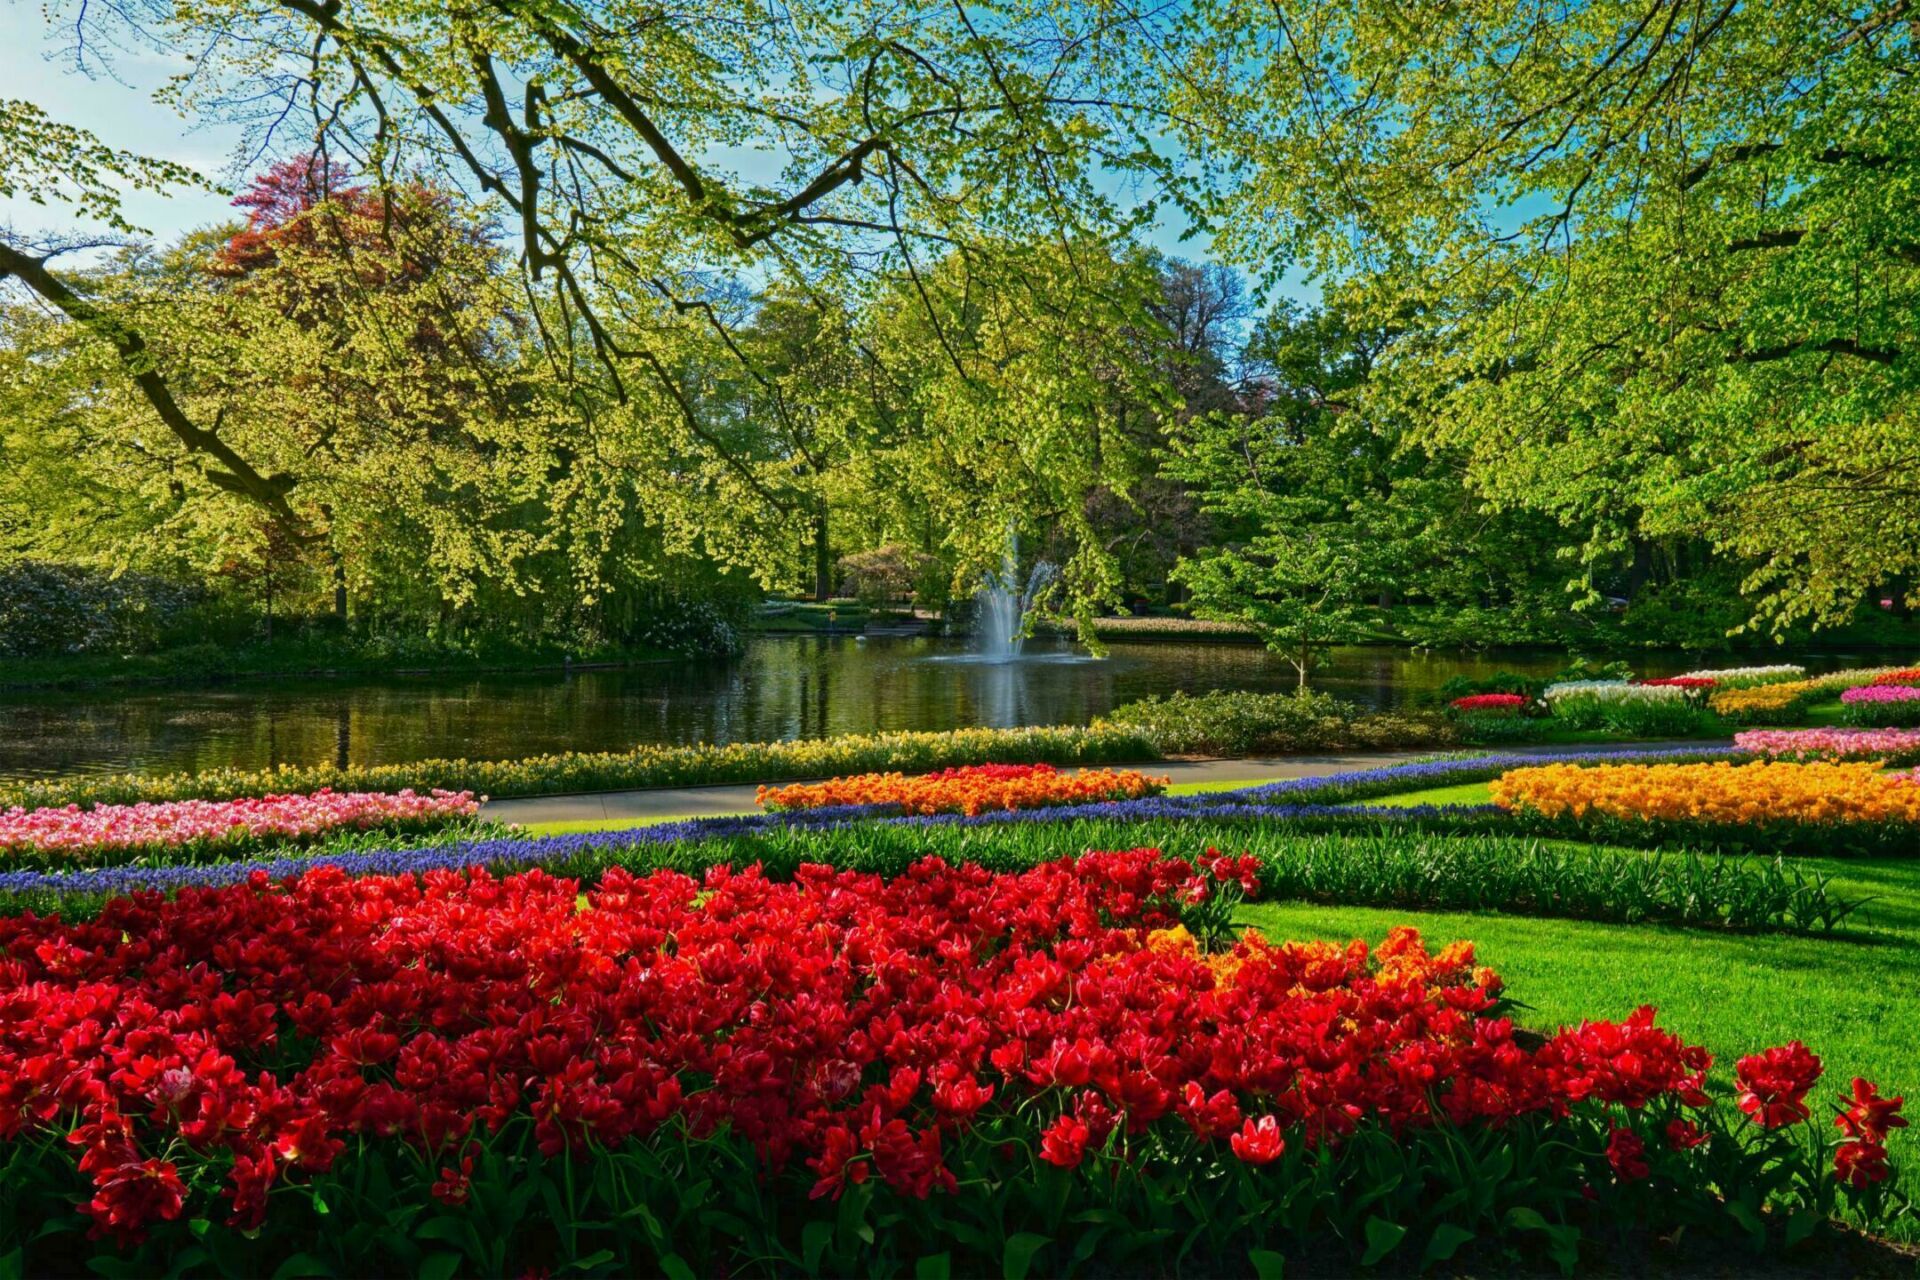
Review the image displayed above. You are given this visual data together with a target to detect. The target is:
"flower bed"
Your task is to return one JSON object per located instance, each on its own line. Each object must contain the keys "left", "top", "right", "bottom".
{"left": 1491, "top": 760, "right": 1920, "bottom": 830}
{"left": 1710, "top": 681, "right": 1819, "bottom": 725}
{"left": 1677, "top": 664, "right": 1807, "bottom": 688}
{"left": 1107, "top": 689, "right": 1456, "bottom": 756}
{"left": 1868, "top": 669, "right": 1920, "bottom": 687}
{"left": 0, "top": 788, "right": 476, "bottom": 867}
{"left": 0, "top": 852, "right": 1900, "bottom": 1273}
{"left": 1634, "top": 676, "right": 1717, "bottom": 690}
{"left": 1735, "top": 728, "right": 1920, "bottom": 764}
{"left": 1449, "top": 693, "right": 1528, "bottom": 714}
{"left": 1542, "top": 681, "right": 1705, "bottom": 734}
{"left": 756, "top": 762, "right": 1166, "bottom": 815}
{"left": 0, "top": 724, "right": 1160, "bottom": 813}
{"left": 1842, "top": 684, "right": 1920, "bottom": 727}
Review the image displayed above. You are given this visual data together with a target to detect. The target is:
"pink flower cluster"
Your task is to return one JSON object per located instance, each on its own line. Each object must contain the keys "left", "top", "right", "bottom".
{"left": 0, "top": 789, "right": 478, "bottom": 860}
{"left": 1840, "top": 685, "right": 1920, "bottom": 705}
{"left": 1734, "top": 728, "right": 1920, "bottom": 761}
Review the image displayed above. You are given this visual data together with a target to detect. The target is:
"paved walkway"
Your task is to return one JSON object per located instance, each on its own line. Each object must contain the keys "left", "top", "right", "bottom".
{"left": 480, "top": 753, "right": 1441, "bottom": 825}
{"left": 482, "top": 741, "right": 1728, "bottom": 826}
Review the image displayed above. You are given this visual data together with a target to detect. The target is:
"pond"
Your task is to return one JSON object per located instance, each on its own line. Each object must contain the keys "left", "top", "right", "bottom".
{"left": 0, "top": 635, "right": 1875, "bottom": 781}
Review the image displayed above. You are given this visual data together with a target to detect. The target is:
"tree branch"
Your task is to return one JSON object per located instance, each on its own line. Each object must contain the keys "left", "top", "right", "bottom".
{"left": 0, "top": 242, "right": 309, "bottom": 531}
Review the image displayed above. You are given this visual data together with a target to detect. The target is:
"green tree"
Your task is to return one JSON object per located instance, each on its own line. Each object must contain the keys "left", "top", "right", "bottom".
{"left": 1168, "top": 0, "right": 1920, "bottom": 632}
{"left": 15, "top": 0, "right": 1179, "bottom": 616}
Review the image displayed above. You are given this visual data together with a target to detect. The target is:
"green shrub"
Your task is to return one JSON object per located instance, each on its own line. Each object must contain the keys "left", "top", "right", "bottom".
{"left": 1434, "top": 671, "right": 1551, "bottom": 703}
{"left": 1596, "top": 698, "right": 1715, "bottom": 737}
{"left": 1108, "top": 690, "right": 1455, "bottom": 756}
{"left": 836, "top": 544, "right": 939, "bottom": 608}
{"left": 1455, "top": 712, "right": 1551, "bottom": 743}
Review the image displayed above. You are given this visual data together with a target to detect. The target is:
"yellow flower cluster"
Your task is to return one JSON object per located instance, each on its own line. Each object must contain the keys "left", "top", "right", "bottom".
{"left": 1708, "top": 681, "right": 1817, "bottom": 723}
{"left": 1490, "top": 760, "right": 1920, "bottom": 825}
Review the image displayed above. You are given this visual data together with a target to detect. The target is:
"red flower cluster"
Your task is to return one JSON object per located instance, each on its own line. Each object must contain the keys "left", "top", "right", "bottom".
{"left": 1833, "top": 1078, "right": 1908, "bottom": 1189}
{"left": 1634, "top": 677, "right": 1718, "bottom": 690}
{"left": 1449, "top": 694, "right": 1528, "bottom": 714}
{"left": 1734, "top": 1042, "right": 1824, "bottom": 1128}
{"left": 1867, "top": 669, "right": 1920, "bottom": 687}
{"left": 0, "top": 852, "right": 1890, "bottom": 1247}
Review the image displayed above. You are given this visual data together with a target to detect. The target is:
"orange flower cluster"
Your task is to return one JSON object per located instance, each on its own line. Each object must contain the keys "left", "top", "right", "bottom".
{"left": 756, "top": 762, "right": 1166, "bottom": 816}
{"left": 1490, "top": 760, "right": 1920, "bottom": 825}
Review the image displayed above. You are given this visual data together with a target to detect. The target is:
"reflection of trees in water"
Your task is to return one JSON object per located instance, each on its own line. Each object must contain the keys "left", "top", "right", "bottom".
{"left": 0, "top": 639, "right": 1827, "bottom": 782}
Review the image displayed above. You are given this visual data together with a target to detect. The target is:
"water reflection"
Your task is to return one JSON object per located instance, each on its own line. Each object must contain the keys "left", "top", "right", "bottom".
{"left": 0, "top": 636, "right": 1868, "bottom": 781}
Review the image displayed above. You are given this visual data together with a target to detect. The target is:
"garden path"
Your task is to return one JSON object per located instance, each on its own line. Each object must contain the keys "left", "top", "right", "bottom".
{"left": 479, "top": 740, "right": 1723, "bottom": 826}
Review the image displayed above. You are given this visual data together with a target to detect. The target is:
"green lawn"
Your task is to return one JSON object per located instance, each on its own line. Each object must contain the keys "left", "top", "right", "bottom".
{"left": 518, "top": 814, "right": 706, "bottom": 835}
{"left": 1365, "top": 781, "right": 1495, "bottom": 807}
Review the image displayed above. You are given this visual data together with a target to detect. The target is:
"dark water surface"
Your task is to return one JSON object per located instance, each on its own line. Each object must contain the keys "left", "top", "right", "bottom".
{"left": 0, "top": 636, "right": 1879, "bottom": 781}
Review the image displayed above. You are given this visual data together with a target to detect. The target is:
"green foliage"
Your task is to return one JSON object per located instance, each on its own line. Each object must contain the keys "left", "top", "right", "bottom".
{"left": 2, "top": 1097, "right": 1889, "bottom": 1278}
{"left": 1506, "top": 809, "right": 1920, "bottom": 862}
{"left": 837, "top": 545, "right": 939, "bottom": 609}
{"left": 1839, "top": 695, "right": 1920, "bottom": 728}
{"left": 1453, "top": 713, "right": 1551, "bottom": 745}
{"left": 1435, "top": 672, "right": 1552, "bottom": 703}
{"left": 1593, "top": 699, "right": 1716, "bottom": 739}
{"left": 0, "top": 561, "right": 208, "bottom": 658}
{"left": 595, "top": 823, "right": 1857, "bottom": 935}
{"left": 0, "top": 99, "right": 204, "bottom": 233}
{"left": 1171, "top": 0, "right": 1920, "bottom": 632}
{"left": 0, "top": 725, "right": 1158, "bottom": 811}
{"left": 1107, "top": 690, "right": 1455, "bottom": 756}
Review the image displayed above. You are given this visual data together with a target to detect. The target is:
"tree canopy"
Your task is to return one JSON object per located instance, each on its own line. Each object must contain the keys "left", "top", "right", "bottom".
{"left": 1168, "top": 0, "right": 1919, "bottom": 629}
{"left": 4, "top": 0, "right": 1920, "bottom": 652}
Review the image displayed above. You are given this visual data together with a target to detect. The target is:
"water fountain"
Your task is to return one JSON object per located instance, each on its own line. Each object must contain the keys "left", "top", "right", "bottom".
{"left": 975, "top": 545, "right": 1059, "bottom": 662}
{"left": 926, "top": 536, "right": 1091, "bottom": 677}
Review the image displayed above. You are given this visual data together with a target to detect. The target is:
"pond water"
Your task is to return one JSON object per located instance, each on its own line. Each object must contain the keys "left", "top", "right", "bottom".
{"left": 0, "top": 635, "right": 1879, "bottom": 781}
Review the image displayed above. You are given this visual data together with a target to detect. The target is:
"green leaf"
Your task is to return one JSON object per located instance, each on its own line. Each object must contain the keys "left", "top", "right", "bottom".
{"left": 1725, "top": 1201, "right": 1767, "bottom": 1250}
{"left": 1421, "top": 1224, "right": 1474, "bottom": 1269}
{"left": 1543, "top": 1224, "right": 1582, "bottom": 1278}
{"left": 413, "top": 1218, "right": 475, "bottom": 1250}
{"left": 1503, "top": 1207, "right": 1550, "bottom": 1234}
{"left": 1247, "top": 1247, "right": 1287, "bottom": 1280}
{"left": 658, "top": 1255, "right": 696, "bottom": 1280}
{"left": 916, "top": 1252, "right": 953, "bottom": 1280}
{"left": 1002, "top": 1232, "right": 1052, "bottom": 1280}
{"left": 803, "top": 1219, "right": 835, "bottom": 1274}
{"left": 1360, "top": 1216, "right": 1407, "bottom": 1268}
{"left": 417, "top": 1252, "right": 462, "bottom": 1280}
{"left": 269, "top": 1254, "right": 336, "bottom": 1280}
{"left": 1784, "top": 1208, "right": 1820, "bottom": 1248}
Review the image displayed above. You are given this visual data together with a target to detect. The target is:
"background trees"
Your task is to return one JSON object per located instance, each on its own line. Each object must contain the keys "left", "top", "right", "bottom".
{"left": 3, "top": 0, "right": 1919, "bottom": 664}
{"left": 1165, "top": 0, "right": 1920, "bottom": 633}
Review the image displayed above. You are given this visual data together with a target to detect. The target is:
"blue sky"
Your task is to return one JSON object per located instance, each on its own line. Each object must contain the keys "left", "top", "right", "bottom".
{"left": 1, "top": 24, "right": 248, "bottom": 240}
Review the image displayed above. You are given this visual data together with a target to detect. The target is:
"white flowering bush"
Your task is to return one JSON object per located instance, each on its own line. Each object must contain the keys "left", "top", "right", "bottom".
{"left": 1543, "top": 681, "right": 1697, "bottom": 733}
{"left": 1677, "top": 664, "right": 1806, "bottom": 689}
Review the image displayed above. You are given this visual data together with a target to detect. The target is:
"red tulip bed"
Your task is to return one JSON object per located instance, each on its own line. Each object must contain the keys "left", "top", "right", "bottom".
{"left": 0, "top": 849, "right": 1905, "bottom": 1276}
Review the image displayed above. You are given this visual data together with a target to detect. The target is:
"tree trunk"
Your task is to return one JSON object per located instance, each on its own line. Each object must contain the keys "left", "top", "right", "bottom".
{"left": 1889, "top": 575, "right": 1913, "bottom": 619}
{"left": 812, "top": 505, "right": 832, "bottom": 603}
{"left": 332, "top": 552, "right": 349, "bottom": 625}
{"left": 1626, "top": 539, "right": 1654, "bottom": 602}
